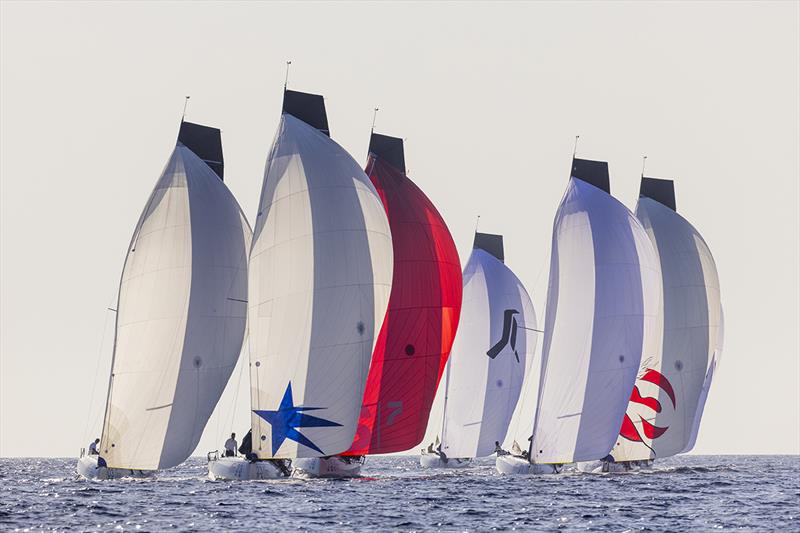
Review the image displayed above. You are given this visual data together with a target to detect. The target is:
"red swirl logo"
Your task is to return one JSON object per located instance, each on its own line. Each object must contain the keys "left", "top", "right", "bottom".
{"left": 619, "top": 369, "right": 675, "bottom": 443}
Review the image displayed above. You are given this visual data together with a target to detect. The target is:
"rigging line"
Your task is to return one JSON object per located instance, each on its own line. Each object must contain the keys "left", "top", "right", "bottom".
{"left": 181, "top": 96, "right": 190, "bottom": 123}
{"left": 517, "top": 326, "right": 544, "bottom": 333}
{"left": 228, "top": 339, "right": 248, "bottom": 435}
{"left": 284, "top": 60, "right": 292, "bottom": 90}
{"left": 82, "top": 294, "right": 116, "bottom": 444}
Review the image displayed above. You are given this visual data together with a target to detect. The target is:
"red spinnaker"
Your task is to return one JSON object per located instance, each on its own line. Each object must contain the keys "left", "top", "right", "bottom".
{"left": 343, "top": 145, "right": 462, "bottom": 456}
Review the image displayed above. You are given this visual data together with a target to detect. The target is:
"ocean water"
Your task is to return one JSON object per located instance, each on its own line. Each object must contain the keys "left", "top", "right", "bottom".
{"left": 0, "top": 455, "right": 797, "bottom": 531}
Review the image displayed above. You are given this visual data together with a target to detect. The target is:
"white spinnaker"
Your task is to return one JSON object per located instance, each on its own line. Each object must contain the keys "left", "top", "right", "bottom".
{"left": 248, "top": 114, "right": 393, "bottom": 459}
{"left": 611, "top": 198, "right": 721, "bottom": 461}
{"left": 101, "top": 145, "right": 251, "bottom": 470}
{"left": 531, "top": 177, "right": 660, "bottom": 464}
{"left": 440, "top": 249, "right": 537, "bottom": 458}
{"left": 682, "top": 305, "right": 724, "bottom": 454}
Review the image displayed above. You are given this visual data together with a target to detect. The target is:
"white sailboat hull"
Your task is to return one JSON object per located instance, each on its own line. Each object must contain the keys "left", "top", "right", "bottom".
{"left": 419, "top": 452, "right": 472, "bottom": 469}
{"left": 291, "top": 456, "right": 364, "bottom": 478}
{"left": 207, "top": 456, "right": 289, "bottom": 480}
{"left": 76, "top": 455, "right": 154, "bottom": 480}
{"left": 495, "top": 455, "right": 559, "bottom": 475}
{"left": 576, "top": 459, "right": 652, "bottom": 473}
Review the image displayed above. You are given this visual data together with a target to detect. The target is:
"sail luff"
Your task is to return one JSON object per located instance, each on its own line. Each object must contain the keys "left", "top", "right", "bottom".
{"left": 681, "top": 305, "right": 723, "bottom": 454}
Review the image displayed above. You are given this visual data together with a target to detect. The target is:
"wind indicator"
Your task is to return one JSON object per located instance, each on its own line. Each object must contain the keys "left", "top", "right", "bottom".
{"left": 284, "top": 60, "right": 292, "bottom": 89}
{"left": 371, "top": 107, "right": 379, "bottom": 133}
{"left": 181, "top": 96, "right": 190, "bottom": 122}
{"left": 573, "top": 135, "right": 580, "bottom": 157}
{"left": 641, "top": 155, "right": 648, "bottom": 177}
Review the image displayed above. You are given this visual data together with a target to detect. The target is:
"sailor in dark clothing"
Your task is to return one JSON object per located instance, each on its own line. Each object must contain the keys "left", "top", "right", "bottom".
{"left": 238, "top": 429, "right": 253, "bottom": 457}
{"left": 494, "top": 441, "right": 509, "bottom": 456}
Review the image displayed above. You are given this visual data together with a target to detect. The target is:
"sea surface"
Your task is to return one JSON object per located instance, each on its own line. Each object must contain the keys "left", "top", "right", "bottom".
{"left": 0, "top": 455, "right": 797, "bottom": 531}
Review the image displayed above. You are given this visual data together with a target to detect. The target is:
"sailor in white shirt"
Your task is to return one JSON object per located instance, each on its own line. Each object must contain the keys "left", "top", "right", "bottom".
{"left": 224, "top": 433, "right": 237, "bottom": 457}
{"left": 88, "top": 438, "right": 100, "bottom": 455}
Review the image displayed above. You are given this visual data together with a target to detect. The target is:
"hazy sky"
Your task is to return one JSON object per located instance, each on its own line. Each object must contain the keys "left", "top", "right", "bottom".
{"left": 1, "top": 1, "right": 798, "bottom": 457}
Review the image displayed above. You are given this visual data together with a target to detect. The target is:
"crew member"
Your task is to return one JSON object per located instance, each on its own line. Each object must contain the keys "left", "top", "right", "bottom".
{"left": 224, "top": 433, "right": 237, "bottom": 457}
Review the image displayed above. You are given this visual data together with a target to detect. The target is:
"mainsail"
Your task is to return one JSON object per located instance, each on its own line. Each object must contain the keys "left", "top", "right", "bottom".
{"left": 100, "top": 122, "right": 251, "bottom": 470}
{"left": 440, "top": 233, "right": 537, "bottom": 458}
{"left": 530, "top": 159, "right": 661, "bottom": 464}
{"left": 612, "top": 178, "right": 722, "bottom": 461}
{"left": 344, "top": 133, "right": 462, "bottom": 456}
{"left": 248, "top": 91, "right": 393, "bottom": 459}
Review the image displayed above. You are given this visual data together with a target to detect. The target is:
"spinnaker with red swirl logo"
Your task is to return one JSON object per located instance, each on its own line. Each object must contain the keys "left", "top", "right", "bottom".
{"left": 342, "top": 132, "right": 462, "bottom": 456}
{"left": 611, "top": 178, "right": 722, "bottom": 463}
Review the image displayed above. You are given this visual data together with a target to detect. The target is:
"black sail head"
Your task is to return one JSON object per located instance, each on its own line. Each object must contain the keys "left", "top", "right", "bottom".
{"left": 368, "top": 133, "right": 406, "bottom": 174}
{"left": 178, "top": 121, "right": 224, "bottom": 180}
{"left": 571, "top": 158, "right": 610, "bottom": 193}
{"left": 282, "top": 90, "right": 330, "bottom": 136}
{"left": 640, "top": 176, "right": 677, "bottom": 211}
{"left": 473, "top": 232, "right": 504, "bottom": 263}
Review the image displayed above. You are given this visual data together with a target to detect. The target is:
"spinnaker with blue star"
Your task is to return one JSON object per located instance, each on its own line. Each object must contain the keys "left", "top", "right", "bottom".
{"left": 247, "top": 89, "right": 393, "bottom": 459}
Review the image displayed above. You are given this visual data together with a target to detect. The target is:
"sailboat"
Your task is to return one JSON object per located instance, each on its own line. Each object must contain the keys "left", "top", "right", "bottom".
{"left": 593, "top": 177, "right": 722, "bottom": 472}
{"left": 421, "top": 232, "right": 538, "bottom": 469}
{"left": 295, "top": 132, "right": 464, "bottom": 477}
{"left": 497, "top": 158, "right": 661, "bottom": 475}
{"left": 77, "top": 120, "right": 252, "bottom": 480}
{"left": 207, "top": 89, "right": 393, "bottom": 480}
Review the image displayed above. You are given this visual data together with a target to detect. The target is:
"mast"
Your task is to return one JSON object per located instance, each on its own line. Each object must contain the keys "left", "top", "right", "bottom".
{"left": 438, "top": 352, "right": 453, "bottom": 445}
{"left": 98, "top": 264, "right": 124, "bottom": 454}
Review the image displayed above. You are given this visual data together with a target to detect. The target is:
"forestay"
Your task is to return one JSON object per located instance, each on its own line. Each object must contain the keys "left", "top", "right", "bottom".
{"left": 345, "top": 133, "right": 462, "bottom": 456}
{"left": 531, "top": 159, "right": 661, "bottom": 465}
{"left": 101, "top": 122, "right": 251, "bottom": 470}
{"left": 609, "top": 178, "right": 722, "bottom": 461}
{"left": 248, "top": 92, "right": 393, "bottom": 459}
{"left": 440, "top": 233, "right": 537, "bottom": 458}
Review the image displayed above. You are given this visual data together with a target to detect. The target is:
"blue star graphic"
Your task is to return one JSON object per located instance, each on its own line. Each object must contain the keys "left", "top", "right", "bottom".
{"left": 253, "top": 382, "right": 342, "bottom": 455}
